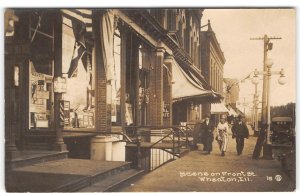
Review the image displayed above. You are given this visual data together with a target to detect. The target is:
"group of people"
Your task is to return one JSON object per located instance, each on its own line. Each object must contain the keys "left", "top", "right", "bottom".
{"left": 196, "top": 114, "right": 249, "bottom": 156}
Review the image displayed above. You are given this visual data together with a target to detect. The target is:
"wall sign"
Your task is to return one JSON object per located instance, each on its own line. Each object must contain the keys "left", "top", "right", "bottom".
{"left": 163, "top": 103, "right": 170, "bottom": 118}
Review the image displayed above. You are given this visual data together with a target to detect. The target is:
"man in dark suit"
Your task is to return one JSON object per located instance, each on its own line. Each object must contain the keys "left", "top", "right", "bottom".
{"left": 201, "top": 115, "right": 215, "bottom": 154}
{"left": 231, "top": 115, "right": 249, "bottom": 155}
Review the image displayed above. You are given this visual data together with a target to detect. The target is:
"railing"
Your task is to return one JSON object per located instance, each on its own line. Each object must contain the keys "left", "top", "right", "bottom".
{"left": 62, "top": 126, "right": 193, "bottom": 171}
{"left": 125, "top": 125, "right": 193, "bottom": 171}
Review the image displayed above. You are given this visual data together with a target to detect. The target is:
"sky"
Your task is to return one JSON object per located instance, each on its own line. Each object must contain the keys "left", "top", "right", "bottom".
{"left": 202, "top": 9, "right": 296, "bottom": 108}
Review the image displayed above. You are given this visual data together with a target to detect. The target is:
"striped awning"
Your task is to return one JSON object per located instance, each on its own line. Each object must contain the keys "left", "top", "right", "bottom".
{"left": 172, "top": 61, "right": 213, "bottom": 102}
{"left": 60, "top": 9, "right": 93, "bottom": 78}
{"left": 61, "top": 9, "right": 92, "bottom": 33}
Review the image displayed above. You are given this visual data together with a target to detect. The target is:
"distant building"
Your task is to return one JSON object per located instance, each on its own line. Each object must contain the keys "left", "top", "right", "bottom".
{"left": 223, "top": 78, "right": 240, "bottom": 109}
{"left": 201, "top": 20, "right": 226, "bottom": 118}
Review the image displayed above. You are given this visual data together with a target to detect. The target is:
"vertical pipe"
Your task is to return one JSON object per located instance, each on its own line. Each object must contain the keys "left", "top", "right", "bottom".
{"left": 254, "top": 83, "right": 258, "bottom": 134}
{"left": 53, "top": 13, "right": 66, "bottom": 151}
{"left": 172, "top": 129, "right": 175, "bottom": 159}
{"left": 261, "top": 35, "right": 268, "bottom": 132}
{"left": 120, "top": 27, "right": 127, "bottom": 134}
{"left": 266, "top": 67, "right": 272, "bottom": 144}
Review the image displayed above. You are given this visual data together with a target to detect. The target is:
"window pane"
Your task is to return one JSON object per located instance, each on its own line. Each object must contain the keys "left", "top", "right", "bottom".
{"left": 111, "top": 30, "right": 121, "bottom": 126}
{"left": 62, "top": 20, "right": 94, "bottom": 129}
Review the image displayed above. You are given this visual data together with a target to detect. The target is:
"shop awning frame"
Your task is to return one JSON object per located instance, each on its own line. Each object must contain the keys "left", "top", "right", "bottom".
{"left": 172, "top": 61, "right": 220, "bottom": 103}
{"left": 210, "top": 103, "right": 230, "bottom": 114}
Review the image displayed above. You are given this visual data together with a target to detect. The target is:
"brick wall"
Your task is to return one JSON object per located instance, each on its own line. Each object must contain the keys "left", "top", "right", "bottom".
{"left": 149, "top": 49, "right": 165, "bottom": 126}
{"left": 94, "top": 14, "right": 111, "bottom": 133}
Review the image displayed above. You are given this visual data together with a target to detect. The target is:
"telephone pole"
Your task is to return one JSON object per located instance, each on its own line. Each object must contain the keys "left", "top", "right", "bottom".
{"left": 251, "top": 35, "right": 281, "bottom": 159}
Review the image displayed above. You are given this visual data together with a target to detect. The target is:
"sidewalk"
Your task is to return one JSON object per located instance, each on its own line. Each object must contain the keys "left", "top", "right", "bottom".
{"left": 120, "top": 133, "right": 295, "bottom": 192}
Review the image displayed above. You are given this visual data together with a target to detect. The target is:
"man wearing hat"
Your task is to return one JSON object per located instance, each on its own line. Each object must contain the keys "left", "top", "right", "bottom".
{"left": 231, "top": 115, "right": 249, "bottom": 155}
{"left": 201, "top": 114, "right": 215, "bottom": 154}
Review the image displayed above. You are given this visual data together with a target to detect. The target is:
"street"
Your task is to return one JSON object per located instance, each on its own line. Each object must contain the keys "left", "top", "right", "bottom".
{"left": 120, "top": 131, "right": 295, "bottom": 192}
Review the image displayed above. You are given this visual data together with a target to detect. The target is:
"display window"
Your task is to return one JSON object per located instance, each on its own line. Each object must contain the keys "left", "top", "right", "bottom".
{"left": 28, "top": 11, "right": 54, "bottom": 129}
{"left": 29, "top": 62, "right": 53, "bottom": 129}
{"left": 138, "top": 45, "right": 150, "bottom": 126}
{"left": 187, "top": 104, "right": 202, "bottom": 122}
{"left": 61, "top": 17, "right": 95, "bottom": 129}
{"left": 111, "top": 29, "right": 122, "bottom": 126}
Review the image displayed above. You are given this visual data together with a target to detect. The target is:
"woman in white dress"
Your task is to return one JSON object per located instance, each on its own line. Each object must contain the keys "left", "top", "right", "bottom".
{"left": 216, "top": 116, "right": 229, "bottom": 156}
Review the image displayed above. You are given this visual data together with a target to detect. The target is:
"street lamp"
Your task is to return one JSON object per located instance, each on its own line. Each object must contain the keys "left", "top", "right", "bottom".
{"left": 278, "top": 69, "right": 286, "bottom": 85}
{"left": 252, "top": 58, "right": 286, "bottom": 159}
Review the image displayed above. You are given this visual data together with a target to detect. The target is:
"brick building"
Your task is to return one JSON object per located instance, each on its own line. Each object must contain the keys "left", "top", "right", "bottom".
{"left": 200, "top": 20, "right": 226, "bottom": 122}
{"left": 5, "top": 9, "right": 224, "bottom": 171}
{"left": 170, "top": 10, "right": 221, "bottom": 126}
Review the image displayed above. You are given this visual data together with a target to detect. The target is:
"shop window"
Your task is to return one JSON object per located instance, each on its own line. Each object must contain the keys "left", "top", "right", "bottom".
{"left": 139, "top": 70, "right": 149, "bottom": 125}
{"left": 29, "top": 11, "right": 54, "bottom": 129}
{"left": 187, "top": 103, "right": 201, "bottom": 122}
{"left": 138, "top": 46, "right": 150, "bottom": 126}
{"left": 62, "top": 18, "right": 94, "bottom": 129}
{"left": 111, "top": 29, "right": 122, "bottom": 126}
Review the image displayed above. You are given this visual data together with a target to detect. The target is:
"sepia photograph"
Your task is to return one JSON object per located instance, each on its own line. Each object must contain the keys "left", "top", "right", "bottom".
{"left": 3, "top": 7, "right": 296, "bottom": 192}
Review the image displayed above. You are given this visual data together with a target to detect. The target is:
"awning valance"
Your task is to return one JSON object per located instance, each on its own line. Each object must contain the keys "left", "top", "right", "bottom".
{"left": 211, "top": 103, "right": 230, "bottom": 114}
{"left": 172, "top": 61, "right": 213, "bottom": 102}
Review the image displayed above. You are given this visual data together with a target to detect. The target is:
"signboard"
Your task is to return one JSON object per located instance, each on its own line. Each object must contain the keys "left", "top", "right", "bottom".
{"left": 163, "top": 103, "right": 170, "bottom": 118}
{"left": 54, "top": 77, "right": 67, "bottom": 93}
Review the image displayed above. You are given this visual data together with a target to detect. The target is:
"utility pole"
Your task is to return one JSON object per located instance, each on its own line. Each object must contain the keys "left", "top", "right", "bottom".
{"left": 251, "top": 35, "right": 281, "bottom": 159}
{"left": 253, "top": 83, "right": 259, "bottom": 136}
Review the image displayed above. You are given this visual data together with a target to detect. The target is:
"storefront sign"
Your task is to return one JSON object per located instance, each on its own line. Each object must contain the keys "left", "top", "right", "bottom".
{"left": 54, "top": 77, "right": 67, "bottom": 93}
{"left": 163, "top": 103, "right": 170, "bottom": 118}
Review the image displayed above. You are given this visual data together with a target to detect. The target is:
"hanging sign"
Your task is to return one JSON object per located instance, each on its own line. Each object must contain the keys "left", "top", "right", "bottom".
{"left": 54, "top": 77, "right": 67, "bottom": 93}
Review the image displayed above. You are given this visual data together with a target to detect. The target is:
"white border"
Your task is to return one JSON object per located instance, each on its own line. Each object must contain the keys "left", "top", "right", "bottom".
{"left": 0, "top": 1, "right": 299, "bottom": 193}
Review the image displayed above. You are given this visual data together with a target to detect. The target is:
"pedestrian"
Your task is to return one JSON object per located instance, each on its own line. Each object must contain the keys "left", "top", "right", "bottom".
{"left": 201, "top": 114, "right": 215, "bottom": 154}
{"left": 231, "top": 115, "right": 249, "bottom": 155}
{"left": 216, "top": 115, "right": 229, "bottom": 156}
{"left": 192, "top": 120, "right": 202, "bottom": 150}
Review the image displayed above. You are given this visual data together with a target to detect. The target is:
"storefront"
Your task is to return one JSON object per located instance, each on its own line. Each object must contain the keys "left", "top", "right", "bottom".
{"left": 172, "top": 60, "right": 219, "bottom": 126}
{"left": 5, "top": 9, "right": 174, "bottom": 160}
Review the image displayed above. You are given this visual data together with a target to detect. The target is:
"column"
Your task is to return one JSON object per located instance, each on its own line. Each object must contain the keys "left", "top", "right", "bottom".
{"left": 94, "top": 11, "right": 110, "bottom": 133}
{"left": 163, "top": 55, "right": 174, "bottom": 126}
{"left": 5, "top": 57, "right": 18, "bottom": 160}
{"left": 149, "top": 47, "right": 165, "bottom": 126}
{"left": 53, "top": 14, "right": 67, "bottom": 151}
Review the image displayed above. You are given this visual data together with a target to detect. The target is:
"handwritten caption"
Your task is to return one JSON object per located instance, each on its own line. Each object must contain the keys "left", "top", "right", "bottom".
{"left": 179, "top": 171, "right": 257, "bottom": 183}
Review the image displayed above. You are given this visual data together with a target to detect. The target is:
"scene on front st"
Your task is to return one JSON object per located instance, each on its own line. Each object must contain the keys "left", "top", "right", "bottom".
{"left": 4, "top": 8, "right": 295, "bottom": 192}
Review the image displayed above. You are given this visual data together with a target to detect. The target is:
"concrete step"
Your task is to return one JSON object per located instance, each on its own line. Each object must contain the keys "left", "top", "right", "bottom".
{"left": 6, "top": 150, "right": 68, "bottom": 170}
{"left": 79, "top": 169, "right": 144, "bottom": 192}
{"left": 6, "top": 159, "right": 133, "bottom": 192}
